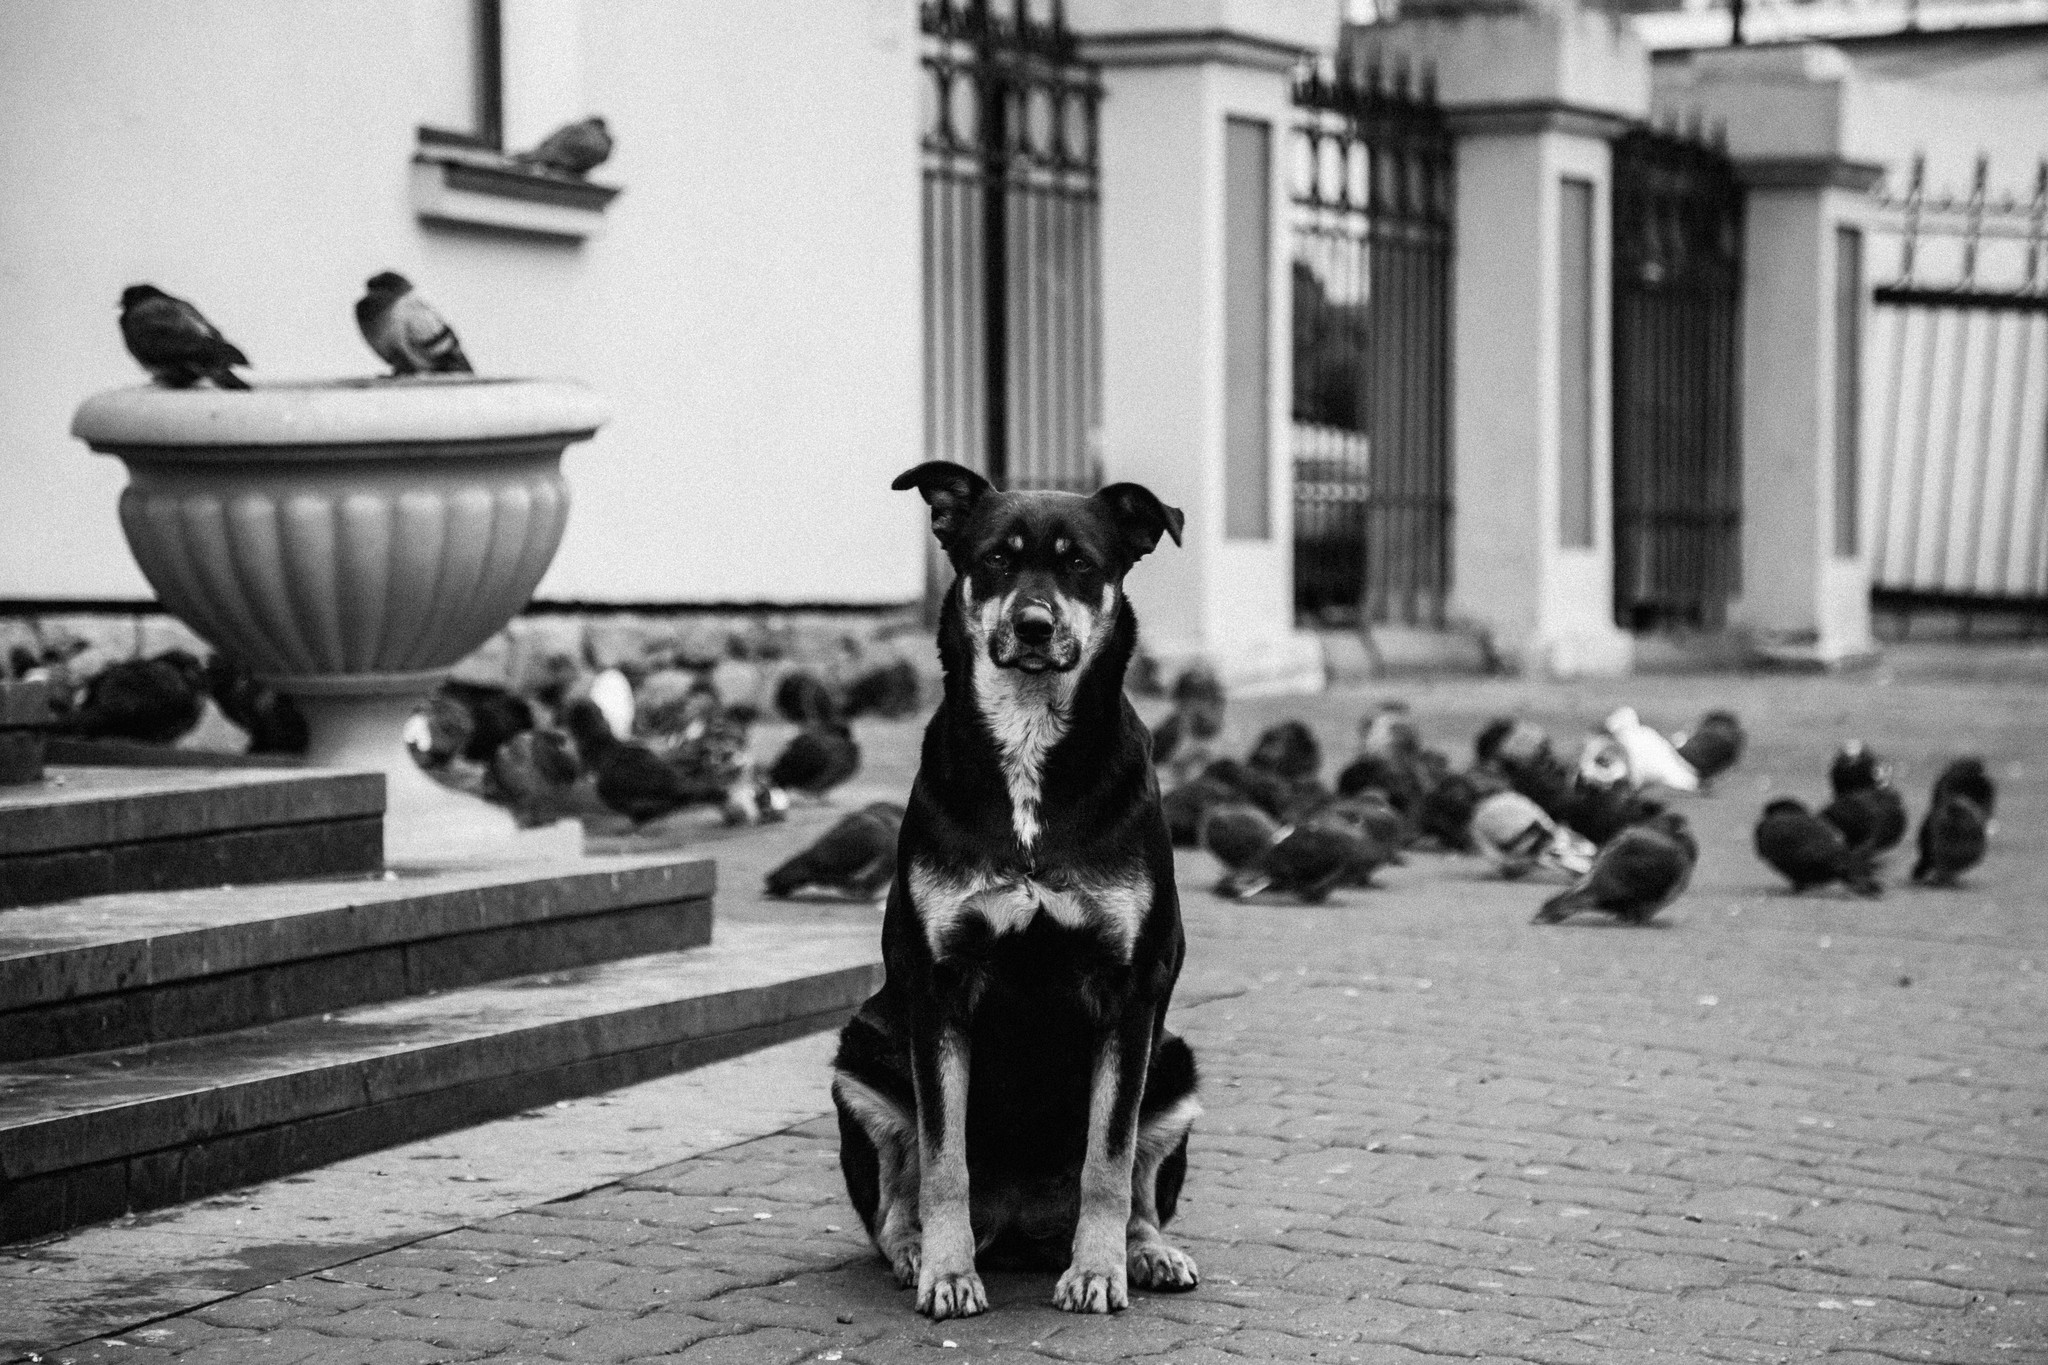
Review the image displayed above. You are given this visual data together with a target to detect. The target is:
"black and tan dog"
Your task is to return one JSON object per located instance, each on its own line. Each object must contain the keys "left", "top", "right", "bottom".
{"left": 831, "top": 461, "right": 1202, "bottom": 1321}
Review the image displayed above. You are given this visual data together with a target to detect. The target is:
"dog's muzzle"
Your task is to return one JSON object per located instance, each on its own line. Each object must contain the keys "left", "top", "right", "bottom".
{"left": 990, "top": 601, "right": 1080, "bottom": 673}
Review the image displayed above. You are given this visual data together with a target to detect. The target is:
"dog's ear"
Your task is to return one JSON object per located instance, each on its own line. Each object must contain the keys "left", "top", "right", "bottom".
{"left": 892, "top": 462, "right": 992, "bottom": 551}
{"left": 1094, "top": 482, "right": 1185, "bottom": 561}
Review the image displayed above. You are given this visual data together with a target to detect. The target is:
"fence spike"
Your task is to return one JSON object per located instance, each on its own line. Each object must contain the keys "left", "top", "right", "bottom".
{"left": 1392, "top": 50, "right": 1411, "bottom": 101}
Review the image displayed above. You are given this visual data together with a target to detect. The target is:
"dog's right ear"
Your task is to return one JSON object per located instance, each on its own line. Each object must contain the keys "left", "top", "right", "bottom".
{"left": 892, "top": 461, "right": 992, "bottom": 552}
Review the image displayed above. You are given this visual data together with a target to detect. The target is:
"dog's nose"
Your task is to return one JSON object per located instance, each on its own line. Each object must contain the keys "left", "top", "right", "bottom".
{"left": 1013, "top": 603, "right": 1055, "bottom": 647}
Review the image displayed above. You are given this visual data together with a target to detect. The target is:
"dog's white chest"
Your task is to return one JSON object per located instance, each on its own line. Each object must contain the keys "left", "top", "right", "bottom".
{"left": 910, "top": 861, "right": 1148, "bottom": 960}
{"left": 971, "top": 665, "right": 1072, "bottom": 851}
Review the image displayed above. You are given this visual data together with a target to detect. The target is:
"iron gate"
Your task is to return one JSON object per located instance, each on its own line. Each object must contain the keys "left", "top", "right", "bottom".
{"left": 921, "top": 0, "right": 1102, "bottom": 495}
{"left": 1867, "top": 155, "right": 2048, "bottom": 637}
{"left": 1610, "top": 124, "right": 1744, "bottom": 632}
{"left": 1289, "top": 54, "right": 1454, "bottom": 627}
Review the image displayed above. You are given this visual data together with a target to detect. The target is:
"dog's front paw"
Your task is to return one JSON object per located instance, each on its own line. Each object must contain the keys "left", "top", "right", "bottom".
{"left": 917, "top": 1268, "right": 988, "bottom": 1320}
{"left": 1129, "top": 1240, "right": 1200, "bottom": 1291}
{"left": 1053, "top": 1264, "right": 1128, "bottom": 1314}
{"left": 886, "top": 1239, "right": 921, "bottom": 1289}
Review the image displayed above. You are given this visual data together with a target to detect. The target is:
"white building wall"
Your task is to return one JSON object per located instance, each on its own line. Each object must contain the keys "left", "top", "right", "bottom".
{"left": 0, "top": 0, "right": 926, "bottom": 606}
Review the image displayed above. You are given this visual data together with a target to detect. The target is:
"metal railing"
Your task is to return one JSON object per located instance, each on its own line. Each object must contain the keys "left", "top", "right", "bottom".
{"left": 1289, "top": 50, "right": 1454, "bottom": 628}
{"left": 1610, "top": 121, "right": 1745, "bottom": 633}
{"left": 920, "top": 0, "right": 1102, "bottom": 496}
{"left": 1866, "top": 154, "right": 2048, "bottom": 634}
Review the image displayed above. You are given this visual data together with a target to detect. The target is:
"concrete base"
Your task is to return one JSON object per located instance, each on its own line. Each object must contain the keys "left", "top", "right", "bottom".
{"left": 293, "top": 691, "right": 582, "bottom": 864}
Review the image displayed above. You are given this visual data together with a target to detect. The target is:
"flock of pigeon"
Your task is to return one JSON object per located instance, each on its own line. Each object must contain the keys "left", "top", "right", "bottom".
{"left": 8, "top": 634, "right": 1998, "bottom": 917}
{"left": 1133, "top": 668, "right": 1997, "bottom": 923}
{"left": 114, "top": 118, "right": 613, "bottom": 390}
{"left": 402, "top": 657, "right": 919, "bottom": 833}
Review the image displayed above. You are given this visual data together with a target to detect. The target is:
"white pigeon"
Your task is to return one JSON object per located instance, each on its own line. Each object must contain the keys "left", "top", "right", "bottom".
{"left": 1470, "top": 791, "right": 1597, "bottom": 880}
{"left": 1604, "top": 706, "right": 1700, "bottom": 792}
{"left": 588, "top": 667, "right": 636, "bottom": 740}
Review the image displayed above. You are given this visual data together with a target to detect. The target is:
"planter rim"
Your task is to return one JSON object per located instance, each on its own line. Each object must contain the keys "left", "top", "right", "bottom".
{"left": 72, "top": 377, "right": 612, "bottom": 452}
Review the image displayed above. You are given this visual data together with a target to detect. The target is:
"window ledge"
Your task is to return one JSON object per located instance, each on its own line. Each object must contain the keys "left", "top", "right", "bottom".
{"left": 410, "top": 145, "right": 621, "bottom": 242}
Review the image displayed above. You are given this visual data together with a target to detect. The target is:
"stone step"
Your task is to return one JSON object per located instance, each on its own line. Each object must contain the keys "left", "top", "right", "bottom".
{"left": 0, "top": 920, "right": 882, "bottom": 1243}
{"left": 0, "top": 856, "right": 716, "bottom": 1062}
{"left": 0, "top": 766, "right": 384, "bottom": 910}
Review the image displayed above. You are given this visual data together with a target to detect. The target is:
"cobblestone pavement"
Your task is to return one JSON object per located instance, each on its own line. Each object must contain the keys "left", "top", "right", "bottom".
{"left": 20, "top": 671, "right": 2048, "bottom": 1364}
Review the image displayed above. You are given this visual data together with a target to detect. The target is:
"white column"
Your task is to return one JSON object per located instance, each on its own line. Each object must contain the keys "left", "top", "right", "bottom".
{"left": 1073, "top": 4, "right": 1335, "bottom": 694}
{"left": 1367, "top": 1, "right": 1648, "bottom": 675}
{"left": 1664, "top": 45, "right": 1881, "bottom": 664}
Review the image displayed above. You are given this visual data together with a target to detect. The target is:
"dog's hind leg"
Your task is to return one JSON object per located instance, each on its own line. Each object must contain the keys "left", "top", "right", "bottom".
{"left": 1126, "top": 1032, "right": 1201, "bottom": 1291}
{"left": 833, "top": 1075, "right": 923, "bottom": 1287}
{"left": 912, "top": 1021, "right": 986, "bottom": 1320}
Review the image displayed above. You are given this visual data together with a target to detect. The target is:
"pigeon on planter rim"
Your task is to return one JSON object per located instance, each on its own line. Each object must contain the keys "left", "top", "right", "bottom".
{"left": 355, "top": 272, "right": 473, "bottom": 376}
{"left": 513, "top": 116, "right": 613, "bottom": 177}
{"left": 119, "top": 284, "right": 250, "bottom": 389}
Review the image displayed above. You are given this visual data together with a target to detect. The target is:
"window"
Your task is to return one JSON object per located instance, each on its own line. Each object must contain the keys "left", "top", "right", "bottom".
{"left": 414, "top": 0, "right": 502, "bottom": 150}
{"left": 1558, "top": 177, "right": 1596, "bottom": 550}
{"left": 1834, "top": 226, "right": 1863, "bottom": 558}
{"left": 1225, "top": 116, "right": 1273, "bottom": 541}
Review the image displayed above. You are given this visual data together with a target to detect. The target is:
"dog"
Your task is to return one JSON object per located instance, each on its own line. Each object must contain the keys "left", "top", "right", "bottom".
{"left": 831, "top": 460, "right": 1202, "bottom": 1321}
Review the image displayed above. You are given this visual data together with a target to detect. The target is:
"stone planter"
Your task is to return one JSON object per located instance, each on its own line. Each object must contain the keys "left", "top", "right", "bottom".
{"left": 72, "top": 377, "right": 610, "bottom": 860}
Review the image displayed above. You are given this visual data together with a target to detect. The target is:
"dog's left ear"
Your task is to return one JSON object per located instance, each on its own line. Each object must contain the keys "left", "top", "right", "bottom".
{"left": 1094, "top": 483, "right": 1185, "bottom": 561}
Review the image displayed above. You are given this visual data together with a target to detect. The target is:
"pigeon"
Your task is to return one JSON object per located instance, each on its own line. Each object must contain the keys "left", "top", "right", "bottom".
{"left": 513, "top": 116, "right": 613, "bottom": 177}
{"left": 119, "top": 284, "right": 250, "bottom": 390}
{"left": 1359, "top": 702, "right": 1423, "bottom": 761}
{"left": 1474, "top": 717, "right": 1551, "bottom": 769}
{"left": 1577, "top": 734, "right": 1632, "bottom": 790}
{"left": 1152, "top": 665, "right": 1227, "bottom": 775}
{"left": 841, "top": 659, "right": 922, "bottom": 719}
{"left": 1605, "top": 707, "right": 1699, "bottom": 792}
{"left": 59, "top": 650, "right": 208, "bottom": 744}
{"left": 1672, "top": 710, "right": 1745, "bottom": 787}
{"left": 1415, "top": 768, "right": 1508, "bottom": 851}
{"left": 1248, "top": 721, "right": 1320, "bottom": 782}
{"left": 774, "top": 670, "right": 841, "bottom": 725}
{"left": 355, "top": 272, "right": 472, "bottom": 376}
{"left": 1162, "top": 767, "right": 1246, "bottom": 846}
{"left": 1552, "top": 781, "right": 1667, "bottom": 847}
{"left": 1201, "top": 801, "right": 1281, "bottom": 872}
{"left": 203, "top": 654, "right": 309, "bottom": 755}
{"left": 484, "top": 727, "right": 585, "bottom": 827}
{"left": 1218, "top": 819, "right": 1385, "bottom": 902}
{"left": 588, "top": 667, "right": 637, "bottom": 740}
{"left": 1911, "top": 789, "right": 1989, "bottom": 888}
{"left": 1928, "top": 756, "right": 1996, "bottom": 819}
{"left": 1335, "top": 750, "right": 1425, "bottom": 819}
{"left": 440, "top": 680, "right": 536, "bottom": 762}
{"left": 769, "top": 721, "right": 861, "bottom": 797}
{"left": 1312, "top": 791, "right": 1411, "bottom": 860}
{"left": 404, "top": 693, "right": 474, "bottom": 771}
{"left": 1754, "top": 797, "right": 1881, "bottom": 896}
{"left": 1820, "top": 742, "right": 1908, "bottom": 854}
{"left": 1534, "top": 810, "right": 1698, "bottom": 924}
{"left": 764, "top": 802, "right": 904, "bottom": 899}
{"left": 564, "top": 698, "right": 693, "bottom": 824}
{"left": 1470, "top": 791, "right": 1596, "bottom": 880}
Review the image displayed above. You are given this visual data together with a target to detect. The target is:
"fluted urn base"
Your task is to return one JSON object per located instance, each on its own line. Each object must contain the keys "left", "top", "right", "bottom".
{"left": 294, "top": 685, "right": 580, "bottom": 863}
{"left": 73, "top": 378, "right": 610, "bottom": 862}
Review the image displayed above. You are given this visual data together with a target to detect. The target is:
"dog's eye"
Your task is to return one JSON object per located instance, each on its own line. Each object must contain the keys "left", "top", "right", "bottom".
{"left": 983, "top": 550, "right": 1011, "bottom": 573}
{"left": 1067, "top": 555, "right": 1092, "bottom": 575}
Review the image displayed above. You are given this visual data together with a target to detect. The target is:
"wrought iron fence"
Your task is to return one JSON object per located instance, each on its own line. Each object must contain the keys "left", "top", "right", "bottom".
{"left": 920, "top": 0, "right": 1101, "bottom": 496}
{"left": 1866, "top": 154, "right": 2048, "bottom": 635}
{"left": 1289, "top": 52, "right": 1453, "bottom": 628}
{"left": 1610, "top": 121, "right": 1745, "bottom": 632}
